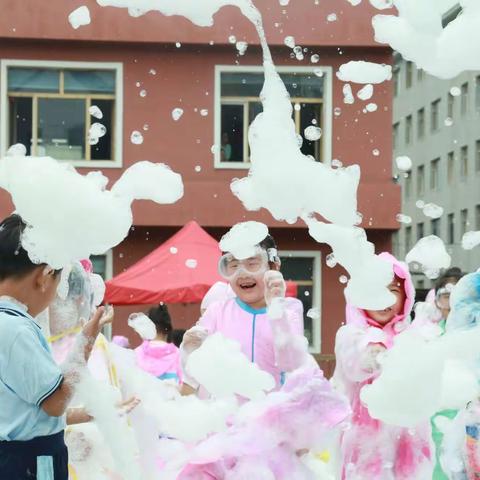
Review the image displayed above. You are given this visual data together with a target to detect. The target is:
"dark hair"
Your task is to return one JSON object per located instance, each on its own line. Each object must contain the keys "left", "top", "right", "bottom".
{"left": 0, "top": 214, "right": 43, "bottom": 281}
{"left": 258, "top": 234, "right": 277, "bottom": 252}
{"left": 148, "top": 304, "right": 172, "bottom": 337}
{"left": 171, "top": 329, "right": 186, "bottom": 348}
{"left": 221, "top": 233, "right": 277, "bottom": 255}
{"left": 435, "top": 267, "right": 464, "bottom": 291}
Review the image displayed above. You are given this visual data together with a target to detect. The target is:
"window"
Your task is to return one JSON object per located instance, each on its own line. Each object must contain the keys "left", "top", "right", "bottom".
{"left": 417, "top": 108, "right": 425, "bottom": 139}
{"left": 405, "top": 115, "right": 413, "bottom": 144}
{"left": 476, "top": 140, "right": 480, "bottom": 172}
{"left": 280, "top": 251, "right": 321, "bottom": 353}
{"left": 431, "top": 99, "right": 440, "bottom": 132}
{"left": 406, "top": 61, "right": 413, "bottom": 88}
{"left": 393, "top": 68, "right": 400, "bottom": 97}
{"left": 461, "top": 209, "right": 469, "bottom": 235}
{"left": 448, "top": 151, "right": 455, "bottom": 184}
{"left": 476, "top": 205, "right": 480, "bottom": 230}
{"left": 215, "top": 67, "right": 329, "bottom": 167}
{"left": 461, "top": 82, "right": 469, "bottom": 115}
{"left": 2, "top": 60, "right": 122, "bottom": 166}
{"left": 430, "top": 158, "right": 440, "bottom": 190}
{"left": 417, "top": 222, "right": 425, "bottom": 240}
{"left": 431, "top": 218, "right": 440, "bottom": 237}
{"left": 461, "top": 145, "right": 469, "bottom": 180}
{"left": 476, "top": 76, "right": 480, "bottom": 111}
{"left": 417, "top": 165, "right": 425, "bottom": 196}
{"left": 417, "top": 68, "right": 424, "bottom": 82}
{"left": 405, "top": 172, "right": 412, "bottom": 198}
{"left": 393, "top": 122, "right": 400, "bottom": 149}
{"left": 447, "top": 93, "right": 454, "bottom": 119}
{"left": 448, "top": 213, "right": 455, "bottom": 245}
{"left": 90, "top": 251, "right": 113, "bottom": 338}
{"left": 392, "top": 231, "right": 400, "bottom": 255}
{"left": 91, "top": 253, "right": 113, "bottom": 280}
{"left": 405, "top": 226, "right": 412, "bottom": 253}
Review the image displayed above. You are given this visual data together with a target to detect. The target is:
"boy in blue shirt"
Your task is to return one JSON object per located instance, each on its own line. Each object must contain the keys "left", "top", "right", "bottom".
{"left": 0, "top": 214, "right": 108, "bottom": 479}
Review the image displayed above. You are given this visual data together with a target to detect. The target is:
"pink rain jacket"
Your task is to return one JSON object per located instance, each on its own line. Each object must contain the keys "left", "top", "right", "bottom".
{"left": 333, "top": 252, "right": 433, "bottom": 480}
{"left": 135, "top": 341, "right": 182, "bottom": 383}
{"left": 197, "top": 296, "right": 307, "bottom": 388}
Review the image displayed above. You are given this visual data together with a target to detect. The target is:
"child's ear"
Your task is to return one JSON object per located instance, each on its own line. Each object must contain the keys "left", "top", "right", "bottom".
{"left": 34, "top": 266, "right": 50, "bottom": 293}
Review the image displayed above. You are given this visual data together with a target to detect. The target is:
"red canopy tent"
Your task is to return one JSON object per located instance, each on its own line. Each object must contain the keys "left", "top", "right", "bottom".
{"left": 105, "top": 221, "right": 297, "bottom": 305}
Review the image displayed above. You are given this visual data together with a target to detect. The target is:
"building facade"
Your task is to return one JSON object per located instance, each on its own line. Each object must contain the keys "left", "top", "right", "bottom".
{"left": 0, "top": 0, "right": 399, "bottom": 370}
{"left": 392, "top": 54, "right": 480, "bottom": 291}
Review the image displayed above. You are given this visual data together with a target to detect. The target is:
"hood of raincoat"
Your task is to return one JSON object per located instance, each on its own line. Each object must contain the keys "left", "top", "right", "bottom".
{"left": 346, "top": 252, "right": 415, "bottom": 346}
{"left": 135, "top": 340, "right": 181, "bottom": 379}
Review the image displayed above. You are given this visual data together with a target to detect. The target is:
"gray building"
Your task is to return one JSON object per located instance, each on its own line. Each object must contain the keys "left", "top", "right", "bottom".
{"left": 392, "top": 55, "right": 480, "bottom": 290}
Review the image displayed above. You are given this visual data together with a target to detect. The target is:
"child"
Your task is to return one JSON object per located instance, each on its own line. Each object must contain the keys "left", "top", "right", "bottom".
{"left": 333, "top": 252, "right": 433, "bottom": 480}
{"left": 0, "top": 214, "right": 108, "bottom": 480}
{"left": 181, "top": 223, "right": 309, "bottom": 394}
{"left": 135, "top": 304, "right": 182, "bottom": 383}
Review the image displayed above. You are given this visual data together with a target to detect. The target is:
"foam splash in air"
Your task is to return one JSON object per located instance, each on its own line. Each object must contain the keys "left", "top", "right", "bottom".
{"left": 462, "top": 231, "right": 480, "bottom": 251}
{"left": 372, "top": 0, "right": 480, "bottom": 79}
{"left": 96, "top": 0, "right": 261, "bottom": 27}
{"left": 95, "top": 0, "right": 397, "bottom": 312}
{"left": 406, "top": 235, "right": 451, "bottom": 280}
{"left": 0, "top": 155, "right": 183, "bottom": 268}
{"left": 336, "top": 60, "right": 392, "bottom": 84}
{"left": 68, "top": 6, "right": 91, "bottom": 29}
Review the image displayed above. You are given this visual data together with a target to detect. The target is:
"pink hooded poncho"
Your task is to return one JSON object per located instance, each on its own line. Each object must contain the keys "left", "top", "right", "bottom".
{"left": 135, "top": 341, "right": 182, "bottom": 383}
{"left": 195, "top": 296, "right": 308, "bottom": 389}
{"left": 333, "top": 252, "right": 433, "bottom": 480}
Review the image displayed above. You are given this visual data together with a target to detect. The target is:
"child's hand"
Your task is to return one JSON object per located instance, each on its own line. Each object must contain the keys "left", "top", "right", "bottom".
{"left": 264, "top": 270, "right": 286, "bottom": 306}
{"left": 81, "top": 306, "right": 115, "bottom": 361}
{"left": 362, "top": 343, "right": 386, "bottom": 373}
{"left": 99, "top": 305, "right": 114, "bottom": 328}
{"left": 82, "top": 306, "right": 105, "bottom": 341}
{"left": 182, "top": 326, "right": 208, "bottom": 354}
{"left": 116, "top": 396, "right": 140, "bottom": 416}
{"left": 82, "top": 306, "right": 114, "bottom": 341}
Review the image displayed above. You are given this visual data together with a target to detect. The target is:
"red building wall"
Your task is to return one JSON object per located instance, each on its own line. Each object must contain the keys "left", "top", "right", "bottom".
{"left": 0, "top": 0, "right": 398, "bottom": 370}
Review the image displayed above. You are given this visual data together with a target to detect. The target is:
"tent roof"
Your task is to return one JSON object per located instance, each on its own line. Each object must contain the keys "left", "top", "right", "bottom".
{"left": 105, "top": 221, "right": 297, "bottom": 305}
{"left": 105, "top": 221, "right": 222, "bottom": 305}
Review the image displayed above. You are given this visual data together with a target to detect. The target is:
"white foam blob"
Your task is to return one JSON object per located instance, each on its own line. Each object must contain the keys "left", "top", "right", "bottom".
{"left": 186, "top": 333, "right": 276, "bottom": 400}
{"left": 337, "top": 61, "right": 392, "bottom": 84}
{"left": 128, "top": 312, "right": 157, "bottom": 340}
{"left": 68, "top": 6, "right": 91, "bottom": 29}
{"left": 219, "top": 221, "right": 268, "bottom": 260}
{"left": 406, "top": 235, "right": 451, "bottom": 279}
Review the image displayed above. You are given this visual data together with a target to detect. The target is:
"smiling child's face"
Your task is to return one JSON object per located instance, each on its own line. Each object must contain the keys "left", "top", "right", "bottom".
{"left": 365, "top": 276, "right": 406, "bottom": 325}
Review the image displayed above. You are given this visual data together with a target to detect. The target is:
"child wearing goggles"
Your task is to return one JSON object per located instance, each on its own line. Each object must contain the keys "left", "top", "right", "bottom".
{"left": 180, "top": 223, "right": 310, "bottom": 395}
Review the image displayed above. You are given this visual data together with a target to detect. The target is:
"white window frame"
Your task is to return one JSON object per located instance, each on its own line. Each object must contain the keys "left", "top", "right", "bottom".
{"left": 279, "top": 250, "right": 322, "bottom": 354}
{"left": 0, "top": 59, "right": 123, "bottom": 168}
{"left": 93, "top": 249, "right": 114, "bottom": 339}
{"left": 92, "top": 249, "right": 114, "bottom": 281}
{"left": 214, "top": 65, "right": 333, "bottom": 170}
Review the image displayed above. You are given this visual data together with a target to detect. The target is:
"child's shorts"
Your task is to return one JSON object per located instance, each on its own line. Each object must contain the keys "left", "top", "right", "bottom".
{"left": 0, "top": 430, "right": 68, "bottom": 479}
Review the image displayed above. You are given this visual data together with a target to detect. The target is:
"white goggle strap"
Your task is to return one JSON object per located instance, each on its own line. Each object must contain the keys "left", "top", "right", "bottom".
{"left": 267, "top": 248, "right": 279, "bottom": 264}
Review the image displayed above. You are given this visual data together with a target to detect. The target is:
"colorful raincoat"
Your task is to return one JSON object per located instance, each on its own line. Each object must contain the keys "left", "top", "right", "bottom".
{"left": 135, "top": 340, "right": 182, "bottom": 383}
{"left": 333, "top": 252, "right": 433, "bottom": 480}
{"left": 197, "top": 296, "right": 307, "bottom": 388}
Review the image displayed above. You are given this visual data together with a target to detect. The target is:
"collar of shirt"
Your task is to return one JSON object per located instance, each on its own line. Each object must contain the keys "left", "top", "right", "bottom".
{"left": 0, "top": 298, "right": 40, "bottom": 328}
